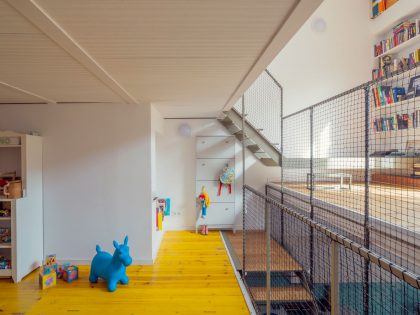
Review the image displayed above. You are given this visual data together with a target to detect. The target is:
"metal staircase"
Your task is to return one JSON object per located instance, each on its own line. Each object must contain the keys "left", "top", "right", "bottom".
{"left": 218, "top": 69, "right": 283, "bottom": 167}
{"left": 218, "top": 108, "right": 282, "bottom": 166}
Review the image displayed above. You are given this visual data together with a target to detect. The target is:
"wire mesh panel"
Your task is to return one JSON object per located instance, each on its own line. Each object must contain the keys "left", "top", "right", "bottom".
{"left": 312, "top": 87, "right": 367, "bottom": 243}
{"left": 369, "top": 66, "right": 420, "bottom": 275}
{"left": 282, "top": 110, "right": 311, "bottom": 203}
{"left": 339, "top": 244, "right": 420, "bottom": 314}
{"left": 234, "top": 70, "right": 282, "bottom": 150}
{"left": 243, "top": 186, "right": 420, "bottom": 315}
{"left": 243, "top": 186, "right": 267, "bottom": 314}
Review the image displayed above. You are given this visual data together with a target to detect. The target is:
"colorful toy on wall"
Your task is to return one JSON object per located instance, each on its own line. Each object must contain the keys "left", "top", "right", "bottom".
{"left": 198, "top": 186, "right": 210, "bottom": 218}
{"left": 218, "top": 166, "right": 234, "bottom": 196}
{"left": 89, "top": 236, "right": 132, "bottom": 292}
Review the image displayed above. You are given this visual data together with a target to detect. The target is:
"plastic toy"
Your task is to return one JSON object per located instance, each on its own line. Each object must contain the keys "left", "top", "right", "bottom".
{"left": 62, "top": 265, "right": 78, "bottom": 283}
{"left": 39, "top": 270, "right": 56, "bottom": 289}
{"left": 198, "top": 186, "right": 210, "bottom": 218}
{"left": 89, "top": 236, "right": 132, "bottom": 292}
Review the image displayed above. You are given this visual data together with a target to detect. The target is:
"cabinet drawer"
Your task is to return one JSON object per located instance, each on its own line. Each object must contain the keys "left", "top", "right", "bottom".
{"left": 196, "top": 158, "right": 234, "bottom": 180}
{"left": 203, "top": 203, "right": 235, "bottom": 225}
{"left": 196, "top": 136, "right": 235, "bottom": 158}
{"left": 196, "top": 180, "right": 235, "bottom": 202}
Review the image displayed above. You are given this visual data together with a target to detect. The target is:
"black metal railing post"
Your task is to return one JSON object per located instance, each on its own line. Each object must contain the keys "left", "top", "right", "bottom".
{"left": 309, "top": 107, "right": 314, "bottom": 290}
{"left": 363, "top": 85, "right": 371, "bottom": 315}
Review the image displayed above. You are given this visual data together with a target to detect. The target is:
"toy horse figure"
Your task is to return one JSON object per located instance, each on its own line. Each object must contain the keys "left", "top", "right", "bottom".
{"left": 89, "top": 236, "right": 132, "bottom": 292}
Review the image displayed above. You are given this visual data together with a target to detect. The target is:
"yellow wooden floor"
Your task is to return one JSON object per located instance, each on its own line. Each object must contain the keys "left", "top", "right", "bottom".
{"left": 0, "top": 231, "right": 250, "bottom": 315}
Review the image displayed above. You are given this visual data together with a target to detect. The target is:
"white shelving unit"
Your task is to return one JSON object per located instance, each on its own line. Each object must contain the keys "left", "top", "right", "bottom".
{"left": 195, "top": 136, "right": 236, "bottom": 232}
{"left": 371, "top": 0, "right": 420, "bottom": 36}
{"left": 0, "top": 131, "right": 43, "bottom": 283}
{"left": 374, "top": 34, "right": 420, "bottom": 59}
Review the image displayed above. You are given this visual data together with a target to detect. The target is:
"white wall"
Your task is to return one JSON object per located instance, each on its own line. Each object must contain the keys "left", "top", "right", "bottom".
{"left": 151, "top": 105, "right": 165, "bottom": 260}
{"left": 268, "top": 0, "right": 372, "bottom": 116}
{"left": 0, "top": 103, "right": 155, "bottom": 264}
{"left": 155, "top": 118, "right": 281, "bottom": 230}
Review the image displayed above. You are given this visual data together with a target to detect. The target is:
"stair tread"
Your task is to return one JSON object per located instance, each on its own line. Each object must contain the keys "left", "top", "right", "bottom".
{"left": 250, "top": 286, "right": 313, "bottom": 302}
{"left": 225, "top": 231, "right": 303, "bottom": 272}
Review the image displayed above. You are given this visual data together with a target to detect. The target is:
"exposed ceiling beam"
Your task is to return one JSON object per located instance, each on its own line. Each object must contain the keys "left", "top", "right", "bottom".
{"left": 0, "top": 81, "right": 57, "bottom": 104}
{"left": 7, "top": 0, "right": 139, "bottom": 105}
{"left": 222, "top": 0, "right": 323, "bottom": 111}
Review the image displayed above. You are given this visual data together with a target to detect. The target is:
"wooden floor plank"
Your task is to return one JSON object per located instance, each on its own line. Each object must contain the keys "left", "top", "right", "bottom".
{"left": 0, "top": 231, "right": 250, "bottom": 315}
{"left": 250, "top": 286, "right": 313, "bottom": 302}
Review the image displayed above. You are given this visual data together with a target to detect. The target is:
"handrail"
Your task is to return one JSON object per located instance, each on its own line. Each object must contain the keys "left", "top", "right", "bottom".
{"left": 244, "top": 184, "right": 420, "bottom": 290}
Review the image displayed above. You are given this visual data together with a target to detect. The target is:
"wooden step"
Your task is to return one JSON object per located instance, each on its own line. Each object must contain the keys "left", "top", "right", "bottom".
{"left": 260, "top": 158, "right": 278, "bottom": 166}
{"left": 224, "top": 231, "right": 303, "bottom": 272}
{"left": 250, "top": 286, "right": 313, "bottom": 303}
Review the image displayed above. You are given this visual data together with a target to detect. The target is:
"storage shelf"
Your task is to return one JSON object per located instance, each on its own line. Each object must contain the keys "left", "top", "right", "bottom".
{"left": 0, "top": 217, "right": 11, "bottom": 221}
{"left": 0, "top": 269, "right": 12, "bottom": 277}
{"left": 0, "top": 243, "right": 12, "bottom": 249}
{"left": 372, "top": 96, "right": 420, "bottom": 112}
{"left": 0, "top": 145, "right": 21, "bottom": 148}
{"left": 373, "top": 128, "right": 420, "bottom": 134}
{"left": 374, "top": 65, "right": 419, "bottom": 83}
{"left": 374, "top": 34, "right": 420, "bottom": 59}
{"left": 371, "top": 0, "right": 420, "bottom": 36}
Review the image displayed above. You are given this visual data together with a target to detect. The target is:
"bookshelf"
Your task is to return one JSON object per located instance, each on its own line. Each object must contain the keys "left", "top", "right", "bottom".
{"left": 0, "top": 131, "right": 43, "bottom": 283}
{"left": 371, "top": 0, "right": 420, "bottom": 35}
{"left": 374, "top": 34, "right": 420, "bottom": 59}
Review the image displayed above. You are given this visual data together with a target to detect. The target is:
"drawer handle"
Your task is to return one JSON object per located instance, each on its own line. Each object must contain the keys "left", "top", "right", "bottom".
{"left": 202, "top": 163, "right": 206, "bottom": 166}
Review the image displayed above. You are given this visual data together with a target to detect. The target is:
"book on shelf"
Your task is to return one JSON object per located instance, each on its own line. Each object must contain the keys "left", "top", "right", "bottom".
{"left": 373, "top": 18, "right": 419, "bottom": 57}
{"left": 372, "top": 110, "right": 420, "bottom": 132}
{"left": 371, "top": 0, "right": 398, "bottom": 19}
{"left": 372, "top": 48, "right": 420, "bottom": 80}
{"left": 372, "top": 84, "right": 405, "bottom": 107}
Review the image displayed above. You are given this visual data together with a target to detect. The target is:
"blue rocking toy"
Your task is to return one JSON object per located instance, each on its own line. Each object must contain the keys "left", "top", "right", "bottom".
{"left": 89, "top": 236, "right": 133, "bottom": 292}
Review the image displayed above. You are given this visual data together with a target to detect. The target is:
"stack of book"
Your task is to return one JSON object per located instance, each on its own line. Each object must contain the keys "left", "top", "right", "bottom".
{"left": 373, "top": 110, "right": 420, "bottom": 132}
{"left": 372, "top": 0, "right": 399, "bottom": 19}
{"left": 372, "top": 48, "right": 420, "bottom": 80}
{"left": 374, "top": 19, "right": 419, "bottom": 57}
{"left": 414, "top": 163, "right": 420, "bottom": 177}
{"left": 372, "top": 85, "right": 405, "bottom": 107}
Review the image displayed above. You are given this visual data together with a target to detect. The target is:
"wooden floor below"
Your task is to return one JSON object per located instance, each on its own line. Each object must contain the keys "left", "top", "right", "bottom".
{"left": 0, "top": 231, "right": 249, "bottom": 315}
{"left": 224, "top": 231, "right": 302, "bottom": 272}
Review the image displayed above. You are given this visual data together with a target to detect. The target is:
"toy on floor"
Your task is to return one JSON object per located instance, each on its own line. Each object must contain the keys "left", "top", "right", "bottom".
{"left": 39, "top": 255, "right": 58, "bottom": 289}
{"left": 89, "top": 236, "right": 132, "bottom": 292}
{"left": 39, "top": 269, "right": 56, "bottom": 289}
{"left": 198, "top": 186, "right": 210, "bottom": 218}
{"left": 62, "top": 265, "right": 79, "bottom": 283}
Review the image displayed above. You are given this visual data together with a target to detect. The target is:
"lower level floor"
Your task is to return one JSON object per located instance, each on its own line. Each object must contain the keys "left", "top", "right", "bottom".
{"left": 0, "top": 231, "right": 250, "bottom": 315}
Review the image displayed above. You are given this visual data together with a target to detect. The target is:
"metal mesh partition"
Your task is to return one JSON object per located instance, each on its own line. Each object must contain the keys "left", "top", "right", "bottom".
{"left": 276, "top": 64, "right": 420, "bottom": 276}
{"left": 368, "top": 66, "right": 420, "bottom": 275}
{"left": 234, "top": 70, "right": 282, "bottom": 150}
{"left": 282, "top": 110, "right": 311, "bottom": 202}
{"left": 243, "top": 185, "right": 420, "bottom": 315}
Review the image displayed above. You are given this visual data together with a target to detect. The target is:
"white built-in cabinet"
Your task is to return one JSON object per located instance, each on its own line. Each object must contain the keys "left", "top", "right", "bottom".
{"left": 0, "top": 131, "right": 43, "bottom": 282}
{"left": 195, "top": 136, "right": 235, "bottom": 232}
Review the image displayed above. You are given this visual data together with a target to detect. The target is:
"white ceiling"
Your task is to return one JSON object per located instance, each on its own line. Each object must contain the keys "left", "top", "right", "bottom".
{"left": 0, "top": 0, "right": 321, "bottom": 117}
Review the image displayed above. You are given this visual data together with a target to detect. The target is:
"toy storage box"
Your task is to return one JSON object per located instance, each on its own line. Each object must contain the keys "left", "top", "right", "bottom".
{"left": 39, "top": 271, "right": 56, "bottom": 289}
